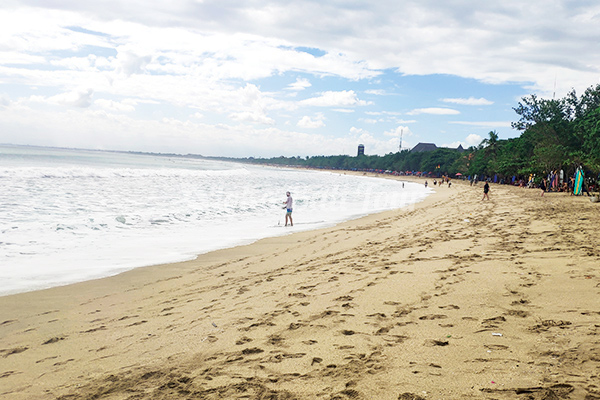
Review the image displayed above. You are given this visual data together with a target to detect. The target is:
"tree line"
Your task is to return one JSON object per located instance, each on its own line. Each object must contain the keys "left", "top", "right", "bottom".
{"left": 232, "top": 84, "right": 600, "bottom": 184}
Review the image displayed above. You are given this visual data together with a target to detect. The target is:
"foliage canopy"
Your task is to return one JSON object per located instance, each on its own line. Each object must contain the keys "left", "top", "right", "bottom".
{"left": 233, "top": 84, "right": 600, "bottom": 181}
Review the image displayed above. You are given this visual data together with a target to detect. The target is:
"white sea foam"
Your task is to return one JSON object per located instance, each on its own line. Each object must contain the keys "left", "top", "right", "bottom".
{"left": 0, "top": 145, "right": 432, "bottom": 296}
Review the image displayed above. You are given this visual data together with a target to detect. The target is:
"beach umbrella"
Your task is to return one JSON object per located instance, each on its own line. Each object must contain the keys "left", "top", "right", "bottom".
{"left": 455, "top": 173, "right": 462, "bottom": 176}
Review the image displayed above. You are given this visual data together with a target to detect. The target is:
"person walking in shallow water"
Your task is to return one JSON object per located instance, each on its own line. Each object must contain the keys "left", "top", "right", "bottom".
{"left": 482, "top": 182, "right": 490, "bottom": 200}
{"left": 283, "top": 191, "right": 293, "bottom": 226}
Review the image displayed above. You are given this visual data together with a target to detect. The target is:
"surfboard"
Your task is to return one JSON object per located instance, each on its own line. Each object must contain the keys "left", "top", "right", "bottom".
{"left": 574, "top": 168, "right": 584, "bottom": 195}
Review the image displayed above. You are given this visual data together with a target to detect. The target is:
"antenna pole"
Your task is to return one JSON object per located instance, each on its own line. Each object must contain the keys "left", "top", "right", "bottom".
{"left": 399, "top": 129, "right": 403, "bottom": 152}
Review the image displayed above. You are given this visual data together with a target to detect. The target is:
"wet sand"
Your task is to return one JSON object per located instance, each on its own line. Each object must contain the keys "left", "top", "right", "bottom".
{"left": 1, "top": 177, "right": 599, "bottom": 399}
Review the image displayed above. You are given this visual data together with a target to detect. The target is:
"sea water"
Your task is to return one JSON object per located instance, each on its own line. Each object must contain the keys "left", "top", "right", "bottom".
{"left": 0, "top": 145, "right": 432, "bottom": 296}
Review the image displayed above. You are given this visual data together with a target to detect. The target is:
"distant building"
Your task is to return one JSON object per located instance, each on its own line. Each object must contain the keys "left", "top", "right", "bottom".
{"left": 357, "top": 144, "right": 365, "bottom": 156}
{"left": 410, "top": 142, "right": 465, "bottom": 153}
{"left": 410, "top": 142, "right": 438, "bottom": 153}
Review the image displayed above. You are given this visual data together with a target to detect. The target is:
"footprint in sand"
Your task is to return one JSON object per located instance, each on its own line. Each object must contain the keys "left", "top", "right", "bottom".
{"left": 267, "top": 334, "right": 284, "bottom": 346}
{"left": 418, "top": 314, "right": 448, "bottom": 320}
{"left": 42, "top": 337, "right": 65, "bottom": 345}
{"left": 235, "top": 336, "right": 253, "bottom": 345}
{"left": 0, "top": 347, "right": 28, "bottom": 357}
{"left": 424, "top": 339, "right": 449, "bottom": 347}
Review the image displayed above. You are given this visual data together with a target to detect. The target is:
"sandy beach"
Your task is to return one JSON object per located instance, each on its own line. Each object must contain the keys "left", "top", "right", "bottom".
{"left": 1, "top": 176, "right": 599, "bottom": 399}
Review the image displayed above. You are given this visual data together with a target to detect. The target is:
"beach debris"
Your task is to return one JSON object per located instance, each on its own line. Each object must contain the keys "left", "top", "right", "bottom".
{"left": 492, "top": 332, "right": 503, "bottom": 337}
{"left": 464, "top": 219, "right": 470, "bottom": 222}
{"left": 211, "top": 322, "right": 218, "bottom": 328}
{"left": 311, "top": 357, "right": 323, "bottom": 366}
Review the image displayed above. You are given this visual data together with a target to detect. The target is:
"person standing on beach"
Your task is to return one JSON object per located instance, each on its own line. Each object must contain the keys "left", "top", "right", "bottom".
{"left": 482, "top": 182, "right": 490, "bottom": 200}
{"left": 283, "top": 191, "right": 293, "bottom": 226}
{"left": 540, "top": 178, "right": 546, "bottom": 196}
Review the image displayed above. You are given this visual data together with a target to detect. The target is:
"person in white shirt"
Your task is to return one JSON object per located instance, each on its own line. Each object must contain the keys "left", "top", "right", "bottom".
{"left": 283, "top": 191, "right": 293, "bottom": 226}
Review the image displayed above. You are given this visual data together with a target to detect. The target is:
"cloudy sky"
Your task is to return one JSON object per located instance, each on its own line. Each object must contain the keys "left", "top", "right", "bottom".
{"left": 1, "top": 1, "right": 599, "bottom": 157}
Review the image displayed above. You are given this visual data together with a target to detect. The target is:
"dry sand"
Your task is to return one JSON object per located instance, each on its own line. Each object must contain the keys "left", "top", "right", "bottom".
{"left": 1, "top": 176, "right": 599, "bottom": 400}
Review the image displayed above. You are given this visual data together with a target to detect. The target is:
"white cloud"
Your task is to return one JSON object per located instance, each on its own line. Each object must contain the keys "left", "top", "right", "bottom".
{"left": 349, "top": 126, "right": 367, "bottom": 135}
{"left": 441, "top": 97, "right": 494, "bottom": 105}
{"left": 49, "top": 88, "right": 94, "bottom": 108}
{"left": 2, "top": 1, "right": 600, "bottom": 157}
{"left": 229, "top": 111, "right": 275, "bottom": 125}
{"left": 300, "top": 90, "right": 371, "bottom": 107}
{"left": 50, "top": 55, "right": 102, "bottom": 71}
{"left": 407, "top": 107, "right": 460, "bottom": 115}
{"left": 0, "top": 93, "right": 10, "bottom": 107}
{"left": 384, "top": 126, "right": 413, "bottom": 137}
{"left": 0, "top": 52, "right": 46, "bottom": 65}
{"left": 286, "top": 78, "right": 311, "bottom": 91}
{"left": 465, "top": 134, "right": 483, "bottom": 146}
{"left": 115, "top": 49, "right": 152, "bottom": 76}
{"left": 297, "top": 115, "right": 325, "bottom": 128}
{"left": 0, "top": 104, "right": 400, "bottom": 157}
{"left": 364, "top": 89, "right": 387, "bottom": 95}
{"left": 3, "top": 2, "right": 599, "bottom": 98}
{"left": 95, "top": 98, "right": 135, "bottom": 112}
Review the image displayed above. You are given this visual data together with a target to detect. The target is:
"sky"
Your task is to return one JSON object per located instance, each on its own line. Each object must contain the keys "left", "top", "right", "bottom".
{"left": 1, "top": 1, "right": 599, "bottom": 158}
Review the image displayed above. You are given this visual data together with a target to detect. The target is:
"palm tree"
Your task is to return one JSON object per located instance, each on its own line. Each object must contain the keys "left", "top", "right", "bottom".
{"left": 480, "top": 130, "right": 499, "bottom": 151}
{"left": 478, "top": 130, "right": 500, "bottom": 176}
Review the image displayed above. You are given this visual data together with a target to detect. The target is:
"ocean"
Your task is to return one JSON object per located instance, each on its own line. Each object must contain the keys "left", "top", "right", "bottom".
{"left": 0, "top": 145, "right": 431, "bottom": 296}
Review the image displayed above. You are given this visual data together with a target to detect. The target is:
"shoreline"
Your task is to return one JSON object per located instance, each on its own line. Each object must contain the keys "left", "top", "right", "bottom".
{"left": 0, "top": 167, "right": 432, "bottom": 298}
{"left": 1, "top": 177, "right": 599, "bottom": 399}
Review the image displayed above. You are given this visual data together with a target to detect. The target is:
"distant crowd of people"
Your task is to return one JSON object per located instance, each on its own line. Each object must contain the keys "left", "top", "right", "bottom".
{"left": 424, "top": 176, "right": 453, "bottom": 189}
{"left": 469, "top": 170, "right": 597, "bottom": 199}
